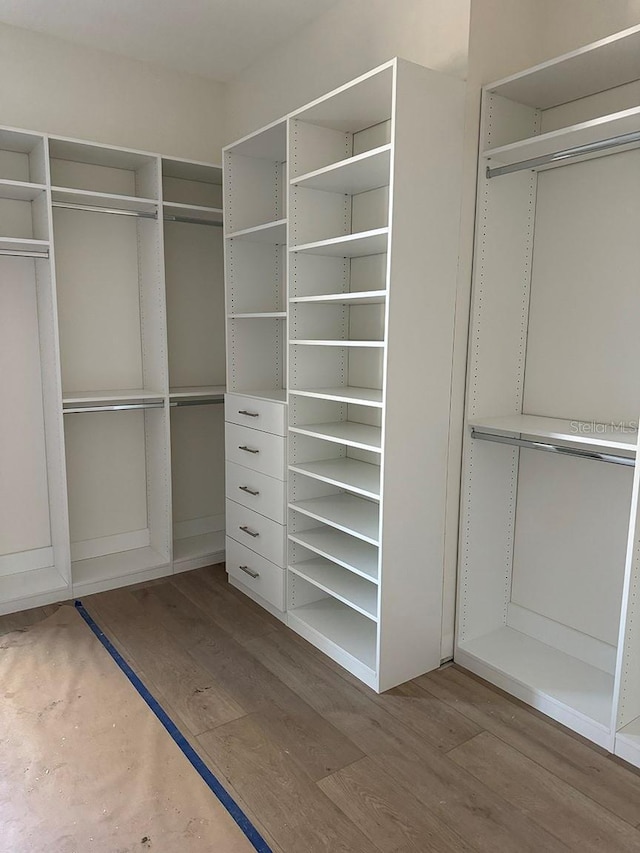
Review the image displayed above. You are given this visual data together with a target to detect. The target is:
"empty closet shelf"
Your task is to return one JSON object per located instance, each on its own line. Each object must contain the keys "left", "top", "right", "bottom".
{"left": 290, "top": 339, "right": 384, "bottom": 347}
{"left": 51, "top": 187, "right": 158, "bottom": 214}
{"left": 0, "top": 237, "right": 49, "bottom": 256}
{"left": 169, "top": 386, "right": 226, "bottom": 399}
{"left": 163, "top": 201, "right": 223, "bottom": 223}
{"left": 63, "top": 389, "right": 165, "bottom": 405}
{"left": 289, "top": 493, "right": 380, "bottom": 544}
{"left": 173, "top": 531, "right": 225, "bottom": 563}
{"left": 288, "top": 598, "right": 377, "bottom": 672}
{"left": 289, "top": 558, "right": 378, "bottom": 620}
{"left": 228, "top": 311, "right": 286, "bottom": 319}
{"left": 289, "top": 457, "right": 381, "bottom": 500}
{"left": 0, "top": 179, "right": 46, "bottom": 201}
{"left": 290, "top": 290, "right": 387, "bottom": 305}
{"left": 290, "top": 228, "right": 388, "bottom": 258}
{"left": 289, "top": 527, "right": 379, "bottom": 581}
{"left": 290, "top": 421, "right": 382, "bottom": 451}
{"left": 290, "top": 387, "right": 383, "bottom": 407}
{"left": 225, "top": 219, "right": 287, "bottom": 243}
{"left": 72, "top": 547, "right": 169, "bottom": 594}
{"left": 291, "top": 144, "right": 391, "bottom": 194}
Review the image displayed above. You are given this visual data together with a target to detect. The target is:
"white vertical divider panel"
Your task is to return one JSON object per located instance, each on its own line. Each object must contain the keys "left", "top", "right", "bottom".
{"left": 377, "top": 60, "right": 465, "bottom": 688}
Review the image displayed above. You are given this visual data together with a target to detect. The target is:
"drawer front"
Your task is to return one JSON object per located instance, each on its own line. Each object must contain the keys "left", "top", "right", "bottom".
{"left": 225, "top": 394, "right": 287, "bottom": 436}
{"left": 226, "top": 461, "right": 286, "bottom": 524}
{"left": 225, "top": 422, "right": 286, "bottom": 480}
{"left": 226, "top": 499, "right": 286, "bottom": 566}
{"left": 226, "top": 538, "right": 285, "bottom": 611}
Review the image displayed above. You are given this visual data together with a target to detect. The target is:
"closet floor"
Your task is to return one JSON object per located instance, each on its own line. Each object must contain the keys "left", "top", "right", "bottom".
{"left": 3, "top": 566, "right": 640, "bottom": 853}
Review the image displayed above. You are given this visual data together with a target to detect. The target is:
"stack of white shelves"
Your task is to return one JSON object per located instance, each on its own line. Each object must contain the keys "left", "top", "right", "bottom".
{"left": 456, "top": 24, "right": 640, "bottom": 764}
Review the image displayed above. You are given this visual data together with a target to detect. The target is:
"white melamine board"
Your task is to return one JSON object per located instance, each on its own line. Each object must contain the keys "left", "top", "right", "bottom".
{"left": 289, "top": 493, "right": 379, "bottom": 544}
{"left": 288, "top": 253, "right": 348, "bottom": 299}
{"left": 227, "top": 316, "right": 284, "bottom": 394}
{"left": 292, "top": 145, "right": 391, "bottom": 195}
{"left": 226, "top": 219, "right": 287, "bottom": 243}
{"left": 291, "top": 290, "right": 386, "bottom": 305}
{"left": 165, "top": 219, "right": 225, "bottom": 388}
{"left": 226, "top": 120, "right": 287, "bottom": 162}
{"left": 51, "top": 187, "right": 158, "bottom": 213}
{"left": 229, "top": 312, "right": 286, "bottom": 319}
{"left": 289, "top": 121, "right": 350, "bottom": 180}
{"left": 488, "top": 25, "right": 640, "bottom": 110}
{"left": 50, "top": 158, "right": 138, "bottom": 197}
{"left": 616, "top": 718, "right": 640, "bottom": 768}
{"left": 0, "top": 180, "right": 46, "bottom": 202}
{"left": 351, "top": 187, "right": 389, "bottom": 235}
{"left": 163, "top": 201, "right": 223, "bottom": 222}
{"left": 512, "top": 450, "right": 631, "bottom": 646}
{"left": 0, "top": 259, "right": 51, "bottom": 556}
{"left": 64, "top": 410, "right": 148, "bottom": 544}
{"left": 470, "top": 415, "right": 638, "bottom": 453}
{"left": 288, "top": 596, "right": 377, "bottom": 671}
{"left": 289, "top": 559, "right": 377, "bottom": 620}
{"left": 524, "top": 153, "right": 640, "bottom": 423}
{"left": 174, "top": 531, "right": 225, "bottom": 564}
{"left": 540, "top": 80, "right": 640, "bottom": 137}
{"left": 484, "top": 106, "right": 640, "bottom": 170}
{"left": 290, "top": 387, "right": 383, "bottom": 407}
{"left": 290, "top": 421, "right": 381, "bottom": 452}
{"left": 232, "top": 389, "right": 287, "bottom": 403}
{"left": 0, "top": 237, "right": 49, "bottom": 253}
{"left": 63, "top": 390, "right": 164, "bottom": 404}
{"left": 458, "top": 626, "right": 615, "bottom": 731}
{"left": 0, "top": 566, "right": 68, "bottom": 614}
{"left": 72, "top": 546, "right": 168, "bottom": 592}
{"left": 289, "top": 185, "right": 349, "bottom": 248}
{"left": 290, "top": 63, "right": 393, "bottom": 133}
{"left": 289, "top": 458, "right": 380, "bottom": 500}
{"left": 226, "top": 241, "right": 284, "bottom": 314}
{"left": 163, "top": 157, "right": 222, "bottom": 184}
{"left": 137, "top": 217, "right": 168, "bottom": 395}
{"left": 224, "top": 152, "right": 284, "bottom": 234}
{"left": 54, "top": 209, "right": 143, "bottom": 392}
{"left": 289, "top": 528, "right": 378, "bottom": 581}
{"left": 49, "top": 137, "right": 155, "bottom": 175}
{"left": 292, "top": 340, "right": 384, "bottom": 348}
{"left": 170, "top": 386, "right": 226, "bottom": 399}
{"left": 143, "top": 408, "right": 171, "bottom": 560}
{"left": 291, "top": 228, "right": 388, "bottom": 258}
{"left": 0, "top": 128, "right": 44, "bottom": 154}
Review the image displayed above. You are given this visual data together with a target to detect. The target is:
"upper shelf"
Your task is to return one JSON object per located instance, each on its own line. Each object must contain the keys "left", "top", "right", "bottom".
{"left": 470, "top": 414, "right": 638, "bottom": 454}
{"left": 290, "top": 290, "right": 387, "bottom": 305}
{"left": 225, "top": 218, "right": 287, "bottom": 244}
{"left": 63, "top": 389, "right": 165, "bottom": 405}
{"left": 169, "top": 386, "right": 226, "bottom": 400}
{"left": 483, "top": 105, "right": 640, "bottom": 170}
{"left": 0, "top": 237, "right": 49, "bottom": 254}
{"left": 52, "top": 186, "right": 158, "bottom": 214}
{"left": 163, "top": 201, "right": 223, "bottom": 223}
{"left": 0, "top": 179, "right": 46, "bottom": 202}
{"left": 291, "top": 227, "right": 388, "bottom": 258}
{"left": 291, "top": 145, "right": 391, "bottom": 195}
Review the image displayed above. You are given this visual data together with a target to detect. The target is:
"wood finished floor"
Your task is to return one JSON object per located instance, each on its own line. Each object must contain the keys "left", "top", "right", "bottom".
{"left": 3, "top": 564, "right": 640, "bottom": 853}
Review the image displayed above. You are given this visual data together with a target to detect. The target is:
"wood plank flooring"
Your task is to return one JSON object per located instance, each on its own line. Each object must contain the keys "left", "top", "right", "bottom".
{"left": 3, "top": 564, "right": 640, "bottom": 853}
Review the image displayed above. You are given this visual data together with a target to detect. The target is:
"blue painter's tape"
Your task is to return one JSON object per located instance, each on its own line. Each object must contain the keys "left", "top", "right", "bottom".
{"left": 74, "top": 599, "right": 272, "bottom": 853}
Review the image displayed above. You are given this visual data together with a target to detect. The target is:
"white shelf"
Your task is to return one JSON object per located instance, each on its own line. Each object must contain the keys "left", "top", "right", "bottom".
{"left": 0, "top": 237, "right": 49, "bottom": 254}
{"left": 169, "top": 385, "right": 226, "bottom": 399}
{"left": 291, "top": 339, "right": 384, "bottom": 348}
{"left": 72, "top": 546, "right": 169, "bottom": 589}
{"left": 289, "top": 527, "right": 379, "bottom": 581}
{"left": 174, "top": 531, "right": 225, "bottom": 563}
{"left": 290, "top": 290, "right": 387, "bottom": 305}
{"left": 290, "top": 227, "right": 388, "bottom": 258}
{"left": 457, "top": 626, "right": 614, "bottom": 732}
{"left": 228, "top": 311, "right": 286, "bottom": 319}
{"left": 63, "top": 389, "right": 165, "bottom": 405}
{"left": 230, "top": 388, "right": 287, "bottom": 403}
{"left": 483, "top": 105, "right": 640, "bottom": 169}
{"left": 290, "top": 421, "right": 382, "bottom": 452}
{"left": 289, "top": 558, "right": 378, "bottom": 620}
{"left": 0, "top": 566, "right": 68, "bottom": 608}
{"left": 470, "top": 414, "right": 638, "bottom": 453}
{"left": 288, "top": 598, "right": 377, "bottom": 671}
{"left": 0, "top": 179, "right": 46, "bottom": 202}
{"left": 163, "top": 201, "right": 223, "bottom": 222}
{"left": 291, "top": 144, "right": 391, "bottom": 195}
{"left": 289, "top": 493, "right": 379, "bottom": 545}
{"left": 290, "top": 458, "right": 380, "bottom": 500}
{"left": 51, "top": 186, "right": 158, "bottom": 213}
{"left": 290, "top": 387, "right": 383, "bottom": 407}
{"left": 615, "top": 717, "right": 640, "bottom": 768}
{"left": 226, "top": 218, "right": 287, "bottom": 243}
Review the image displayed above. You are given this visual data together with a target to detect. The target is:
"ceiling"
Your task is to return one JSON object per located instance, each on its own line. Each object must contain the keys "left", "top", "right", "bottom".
{"left": 0, "top": 0, "right": 340, "bottom": 81}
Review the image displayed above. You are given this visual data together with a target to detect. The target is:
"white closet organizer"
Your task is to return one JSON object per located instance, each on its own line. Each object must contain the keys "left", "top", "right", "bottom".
{"left": 162, "top": 157, "right": 226, "bottom": 571}
{"left": 456, "top": 24, "right": 640, "bottom": 762}
{"left": 0, "top": 129, "right": 70, "bottom": 614}
{"left": 223, "top": 120, "right": 289, "bottom": 618}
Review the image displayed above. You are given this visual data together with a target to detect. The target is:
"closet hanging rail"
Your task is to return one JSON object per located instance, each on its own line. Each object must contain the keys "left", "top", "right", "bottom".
{"left": 486, "top": 129, "right": 640, "bottom": 179}
{"left": 63, "top": 401, "right": 165, "bottom": 414}
{"left": 0, "top": 249, "right": 49, "bottom": 259}
{"left": 471, "top": 428, "right": 635, "bottom": 467}
{"left": 169, "top": 397, "right": 224, "bottom": 407}
{"left": 163, "top": 214, "right": 223, "bottom": 228}
{"left": 52, "top": 201, "right": 158, "bottom": 219}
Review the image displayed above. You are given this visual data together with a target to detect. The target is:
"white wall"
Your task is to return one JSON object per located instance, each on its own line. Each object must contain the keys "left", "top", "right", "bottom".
{"left": 223, "top": 0, "right": 471, "bottom": 143}
{"left": 0, "top": 21, "right": 225, "bottom": 162}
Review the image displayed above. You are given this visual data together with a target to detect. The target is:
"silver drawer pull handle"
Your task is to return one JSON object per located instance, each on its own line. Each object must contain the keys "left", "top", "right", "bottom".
{"left": 239, "top": 445, "right": 259, "bottom": 454}
{"left": 239, "top": 485, "right": 260, "bottom": 496}
{"left": 238, "top": 410, "right": 259, "bottom": 417}
{"left": 239, "top": 565, "right": 260, "bottom": 579}
{"left": 239, "top": 525, "right": 260, "bottom": 538}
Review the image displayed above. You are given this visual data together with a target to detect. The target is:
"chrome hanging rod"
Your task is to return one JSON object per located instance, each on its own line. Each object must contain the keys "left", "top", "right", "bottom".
{"left": 163, "top": 214, "right": 223, "bottom": 228}
{"left": 64, "top": 401, "right": 165, "bottom": 414}
{"left": 486, "top": 129, "right": 640, "bottom": 179}
{"left": 170, "top": 397, "right": 224, "bottom": 407}
{"left": 52, "top": 201, "right": 158, "bottom": 219}
{"left": 0, "top": 249, "right": 49, "bottom": 259}
{"left": 471, "top": 428, "right": 635, "bottom": 467}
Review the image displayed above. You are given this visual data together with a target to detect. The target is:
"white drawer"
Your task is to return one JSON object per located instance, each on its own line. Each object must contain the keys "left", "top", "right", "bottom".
{"left": 225, "top": 422, "right": 286, "bottom": 480}
{"left": 226, "top": 538, "right": 285, "bottom": 611}
{"left": 226, "top": 461, "right": 286, "bottom": 524}
{"left": 225, "top": 393, "right": 287, "bottom": 436}
{"left": 226, "top": 499, "right": 287, "bottom": 566}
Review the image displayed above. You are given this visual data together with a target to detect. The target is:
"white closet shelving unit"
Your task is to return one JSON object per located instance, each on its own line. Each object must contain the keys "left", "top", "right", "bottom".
{"left": 0, "top": 125, "right": 225, "bottom": 612}
{"left": 162, "top": 156, "right": 226, "bottom": 571}
{"left": 223, "top": 120, "right": 289, "bottom": 618}
{"left": 286, "top": 59, "right": 464, "bottom": 692}
{"left": 0, "top": 128, "right": 70, "bottom": 614}
{"left": 456, "top": 24, "right": 640, "bottom": 762}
